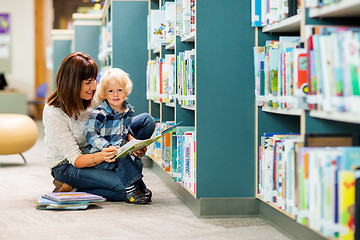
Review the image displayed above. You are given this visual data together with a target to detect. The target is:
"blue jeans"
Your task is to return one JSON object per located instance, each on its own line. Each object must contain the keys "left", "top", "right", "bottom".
{"left": 130, "top": 113, "right": 155, "bottom": 140}
{"left": 129, "top": 113, "right": 155, "bottom": 191}
{"left": 51, "top": 113, "right": 155, "bottom": 201}
{"left": 52, "top": 159, "right": 142, "bottom": 201}
{"left": 94, "top": 155, "right": 143, "bottom": 187}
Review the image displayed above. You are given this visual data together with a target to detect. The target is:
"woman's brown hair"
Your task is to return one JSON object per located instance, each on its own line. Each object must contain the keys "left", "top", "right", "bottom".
{"left": 47, "top": 52, "right": 98, "bottom": 119}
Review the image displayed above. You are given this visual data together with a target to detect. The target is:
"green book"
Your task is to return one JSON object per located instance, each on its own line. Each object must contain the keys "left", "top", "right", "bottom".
{"left": 115, "top": 121, "right": 183, "bottom": 159}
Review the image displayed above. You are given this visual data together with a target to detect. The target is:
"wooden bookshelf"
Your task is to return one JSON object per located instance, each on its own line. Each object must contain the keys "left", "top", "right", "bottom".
{"left": 262, "top": 106, "right": 303, "bottom": 116}
{"left": 180, "top": 104, "right": 195, "bottom": 111}
{"left": 165, "top": 41, "right": 175, "bottom": 50}
{"left": 309, "top": 0, "right": 360, "bottom": 18}
{"left": 153, "top": 47, "right": 161, "bottom": 54}
{"left": 262, "top": 14, "right": 301, "bottom": 33}
{"left": 165, "top": 102, "right": 176, "bottom": 107}
{"left": 181, "top": 31, "right": 195, "bottom": 42}
{"left": 309, "top": 110, "right": 360, "bottom": 124}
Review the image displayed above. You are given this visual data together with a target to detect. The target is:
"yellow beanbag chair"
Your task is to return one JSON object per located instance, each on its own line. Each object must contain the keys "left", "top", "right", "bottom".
{"left": 0, "top": 114, "right": 38, "bottom": 163}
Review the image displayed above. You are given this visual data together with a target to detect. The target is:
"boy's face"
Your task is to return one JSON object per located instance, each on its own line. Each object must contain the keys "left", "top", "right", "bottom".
{"left": 105, "top": 80, "right": 127, "bottom": 112}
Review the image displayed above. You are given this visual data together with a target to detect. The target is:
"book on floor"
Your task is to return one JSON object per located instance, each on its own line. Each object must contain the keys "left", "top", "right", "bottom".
{"left": 42, "top": 192, "right": 106, "bottom": 203}
{"left": 36, "top": 197, "right": 95, "bottom": 210}
{"left": 115, "top": 121, "right": 183, "bottom": 159}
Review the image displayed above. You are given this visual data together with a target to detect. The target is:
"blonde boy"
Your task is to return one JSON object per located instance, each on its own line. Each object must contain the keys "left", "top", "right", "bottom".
{"left": 85, "top": 68, "right": 151, "bottom": 204}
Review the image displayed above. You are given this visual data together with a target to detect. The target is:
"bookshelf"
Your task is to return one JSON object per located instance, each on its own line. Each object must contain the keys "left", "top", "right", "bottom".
{"left": 254, "top": 0, "right": 360, "bottom": 239}
{"left": 308, "top": 0, "right": 360, "bottom": 18}
{"left": 99, "top": 0, "right": 149, "bottom": 114}
{"left": 50, "top": 29, "right": 73, "bottom": 91}
{"left": 72, "top": 13, "right": 101, "bottom": 67}
{"left": 262, "top": 14, "right": 301, "bottom": 33}
{"left": 92, "top": 0, "right": 360, "bottom": 238}
{"left": 144, "top": 0, "right": 258, "bottom": 216}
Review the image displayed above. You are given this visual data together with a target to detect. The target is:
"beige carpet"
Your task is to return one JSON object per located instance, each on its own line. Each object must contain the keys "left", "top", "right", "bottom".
{"left": 0, "top": 121, "right": 291, "bottom": 240}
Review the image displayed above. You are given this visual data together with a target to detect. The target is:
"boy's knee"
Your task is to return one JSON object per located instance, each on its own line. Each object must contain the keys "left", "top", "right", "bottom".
{"left": 146, "top": 114, "right": 155, "bottom": 128}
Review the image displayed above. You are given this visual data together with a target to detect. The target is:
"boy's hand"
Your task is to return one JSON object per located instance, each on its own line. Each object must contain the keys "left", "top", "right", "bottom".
{"left": 132, "top": 147, "right": 147, "bottom": 158}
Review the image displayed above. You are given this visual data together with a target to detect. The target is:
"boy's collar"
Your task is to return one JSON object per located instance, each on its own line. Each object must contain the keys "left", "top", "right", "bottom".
{"left": 101, "top": 100, "right": 133, "bottom": 114}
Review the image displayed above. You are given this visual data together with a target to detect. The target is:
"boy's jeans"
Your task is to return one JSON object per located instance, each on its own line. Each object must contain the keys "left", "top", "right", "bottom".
{"left": 94, "top": 155, "right": 144, "bottom": 187}
{"left": 130, "top": 113, "right": 155, "bottom": 140}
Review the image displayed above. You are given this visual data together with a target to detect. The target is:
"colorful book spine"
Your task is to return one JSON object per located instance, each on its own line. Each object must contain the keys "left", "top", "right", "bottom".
{"left": 176, "top": 135, "right": 185, "bottom": 183}
{"left": 252, "top": 0, "right": 262, "bottom": 27}
{"left": 172, "top": 134, "right": 178, "bottom": 181}
{"left": 190, "top": 0, "right": 195, "bottom": 32}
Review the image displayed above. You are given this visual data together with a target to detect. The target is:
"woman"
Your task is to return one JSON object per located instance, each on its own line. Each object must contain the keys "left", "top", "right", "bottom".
{"left": 43, "top": 52, "right": 155, "bottom": 203}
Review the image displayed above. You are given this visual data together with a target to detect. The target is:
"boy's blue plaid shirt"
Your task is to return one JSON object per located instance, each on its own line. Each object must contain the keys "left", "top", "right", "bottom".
{"left": 85, "top": 100, "right": 135, "bottom": 154}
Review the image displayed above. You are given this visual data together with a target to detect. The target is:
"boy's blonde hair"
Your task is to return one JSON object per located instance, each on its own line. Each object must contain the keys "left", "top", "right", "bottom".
{"left": 96, "top": 68, "right": 133, "bottom": 102}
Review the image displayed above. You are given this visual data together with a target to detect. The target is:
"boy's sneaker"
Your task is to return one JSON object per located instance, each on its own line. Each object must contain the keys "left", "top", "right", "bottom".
{"left": 135, "top": 180, "right": 152, "bottom": 199}
{"left": 125, "top": 189, "right": 151, "bottom": 204}
{"left": 141, "top": 188, "right": 152, "bottom": 198}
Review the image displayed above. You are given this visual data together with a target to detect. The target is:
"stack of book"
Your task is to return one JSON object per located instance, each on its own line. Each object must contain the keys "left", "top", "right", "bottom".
{"left": 36, "top": 192, "right": 106, "bottom": 210}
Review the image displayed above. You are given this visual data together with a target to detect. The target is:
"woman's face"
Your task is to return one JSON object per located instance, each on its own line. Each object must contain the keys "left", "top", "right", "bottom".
{"left": 80, "top": 78, "right": 97, "bottom": 100}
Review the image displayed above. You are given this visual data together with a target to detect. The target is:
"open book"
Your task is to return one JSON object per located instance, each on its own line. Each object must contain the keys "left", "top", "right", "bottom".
{"left": 115, "top": 121, "right": 182, "bottom": 159}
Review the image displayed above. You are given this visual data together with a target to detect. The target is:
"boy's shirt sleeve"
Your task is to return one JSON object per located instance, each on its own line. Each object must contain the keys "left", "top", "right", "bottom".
{"left": 126, "top": 106, "right": 135, "bottom": 137}
{"left": 85, "top": 109, "right": 111, "bottom": 152}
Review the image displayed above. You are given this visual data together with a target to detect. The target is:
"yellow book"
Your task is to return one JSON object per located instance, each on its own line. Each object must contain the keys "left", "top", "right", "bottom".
{"left": 339, "top": 171, "right": 355, "bottom": 240}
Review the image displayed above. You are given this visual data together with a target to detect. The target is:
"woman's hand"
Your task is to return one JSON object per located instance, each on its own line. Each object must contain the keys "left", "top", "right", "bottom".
{"left": 132, "top": 147, "right": 147, "bottom": 158}
{"left": 100, "top": 145, "right": 119, "bottom": 162}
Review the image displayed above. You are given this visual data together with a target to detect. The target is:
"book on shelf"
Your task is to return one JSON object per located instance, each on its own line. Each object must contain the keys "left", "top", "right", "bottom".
{"left": 251, "top": 0, "right": 262, "bottom": 27}
{"left": 253, "top": 46, "right": 265, "bottom": 106}
{"left": 162, "top": 54, "right": 176, "bottom": 103}
{"left": 145, "top": 122, "right": 196, "bottom": 194}
{"left": 161, "top": 121, "right": 176, "bottom": 171}
{"left": 306, "top": 25, "right": 360, "bottom": 113}
{"left": 165, "top": 1, "right": 175, "bottom": 45}
{"left": 258, "top": 132, "right": 301, "bottom": 206}
{"left": 146, "top": 121, "right": 161, "bottom": 161}
{"left": 173, "top": 127, "right": 195, "bottom": 194}
{"left": 268, "top": 41, "right": 279, "bottom": 108}
{"left": 177, "top": 49, "right": 195, "bottom": 106}
{"left": 42, "top": 192, "right": 106, "bottom": 203}
{"left": 354, "top": 168, "right": 360, "bottom": 240}
{"left": 288, "top": 0, "right": 298, "bottom": 18}
{"left": 278, "top": 36, "right": 301, "bottom": 109}
{"left": 175, "top": 0, "right": 183, "bottom": 36}
{"left": 147, "top": 55, "right": 177, "bottom": 103}
{"left": 183, "top": 130, "right": 195, "bottom": 193}
{"left": 338, "top": 147, "right": 360, "bottom": 240}
{"left": 159, "top": 58, "right": 164, "bottom": 102}
{"left": 115, "top": 121, "right": 183, "bottom": 159}
{"left": 296, "top": 146, "right": 360, "bottom": 238}
{"left": 172, "top": 126, "right": 195, "bottom": 183}
{"left": 253, "top": 0, "right": 300, "bottom": 27}
{"left": 148, "top": 9, "right": 166, "bottom": 50}
{"left": 292, "top": 48, "right": 308, "bottom": 109}
{"left": 182, "top": 0, "right": 191, "bottom": 35}
{"left": 190, "top": 0, "right": 195, "bottom": 32}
